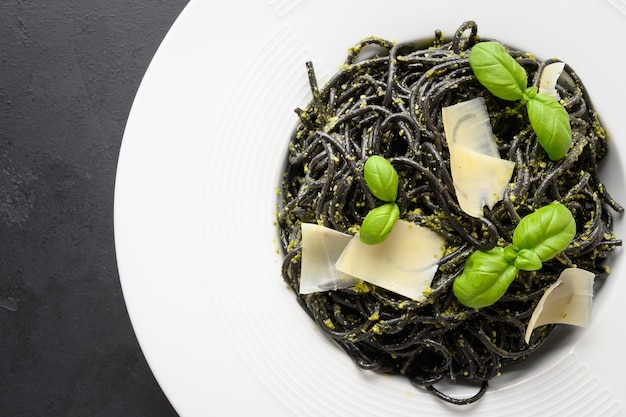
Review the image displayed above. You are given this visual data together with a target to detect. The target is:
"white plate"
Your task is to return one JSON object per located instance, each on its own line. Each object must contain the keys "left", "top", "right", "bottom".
{"left": 114, "top": 1, "right": 626, "bottom": 415}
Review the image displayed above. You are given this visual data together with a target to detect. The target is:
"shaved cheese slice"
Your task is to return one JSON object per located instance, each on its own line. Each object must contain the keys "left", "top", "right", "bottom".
{"left": 524, "top": 268, "right": 595, "bottom": 344}
{"left": 538, "top": 62, "right": 565, "bottom": 101}
{"left": 443, "top": 97, "right": 515, "bottom": 218}
{"left": 335, "top": 219, "right": 445, "bottom": 302}
{"left": 449, "top": 146, "right": 516, "bottom": 218}
{"left": 443, "top": 97, "right": 500, "bottom": 158}
{"left": 299, "top": 223, "right": 355, "bottom": 294}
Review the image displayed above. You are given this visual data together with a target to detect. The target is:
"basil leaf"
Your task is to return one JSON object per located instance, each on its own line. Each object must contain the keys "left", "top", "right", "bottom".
{"left": 359, "top": 202, "right": 399, "bottom": 245}
{"left": 512, "top": 202, "right": 576, "bottom": 262}
{"left": 453, "top": 247, "right": 519, "bottom": 309}
{"left": 453, "top": 203, "right": 576, "bottom": 309}
{"left": 514, "top": 249, "right": 543, "bottom": 271}
{"left": 522, "top": 86, "right": 538, "bottom": 103}
{"left": 469, "top": 42, "right": 527, "bottom": 101}
{"left": 525, "top": 93, "right": 572, "bottom": 160}
{"left": 364, "top": 155, "right": 398, "bottom": 202}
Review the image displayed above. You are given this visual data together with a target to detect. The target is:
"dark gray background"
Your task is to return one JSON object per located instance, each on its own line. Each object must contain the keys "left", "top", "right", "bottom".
{"left": 0, "top": 1, "right": 188, "bottom": 416}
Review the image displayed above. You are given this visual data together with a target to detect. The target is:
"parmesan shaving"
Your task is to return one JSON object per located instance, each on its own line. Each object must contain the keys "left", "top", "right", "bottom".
{"left": 442, "top": 97, "right": 515, "bottom": 218}
{"left": 299, "top": 223, "right": 355, "bottom": 294}
{"left": 538, "top": 61, "right": 565, "bottom": 101}
{"left": 524, "top": 268, "right": 595, "bottom": 343}
{"left": 335, "top": 219, "right": 445, "bottom": 302}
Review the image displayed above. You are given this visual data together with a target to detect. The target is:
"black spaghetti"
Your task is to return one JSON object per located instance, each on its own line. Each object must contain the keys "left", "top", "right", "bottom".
{"left": 276, "top": 21, "right": 622, "bottom": 404}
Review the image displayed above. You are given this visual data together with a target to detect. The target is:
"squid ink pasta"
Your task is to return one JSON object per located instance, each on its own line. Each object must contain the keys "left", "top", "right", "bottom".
{"left": 276, "top": 21, "right": 622, "bottom": 404}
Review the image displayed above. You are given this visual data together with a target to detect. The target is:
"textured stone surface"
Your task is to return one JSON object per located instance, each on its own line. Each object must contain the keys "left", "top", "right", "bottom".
{"left": 0, "top": 2, "right": 187, "bottom": 415}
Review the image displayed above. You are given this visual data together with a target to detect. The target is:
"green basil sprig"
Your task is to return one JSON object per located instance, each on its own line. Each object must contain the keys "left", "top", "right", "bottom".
{"left": 453, "top": 202, "right": 576, "bottom": 309}
{"left": 360, "top": 155, "right": 399, "bottom": 245}
{"left": 469, "top": 41, "right": 572, "bottom": 161}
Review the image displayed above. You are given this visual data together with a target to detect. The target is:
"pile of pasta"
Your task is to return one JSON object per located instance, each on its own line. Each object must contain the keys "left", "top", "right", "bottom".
{"left": 277, "top": 21, "right": 622, "bottom": 404}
